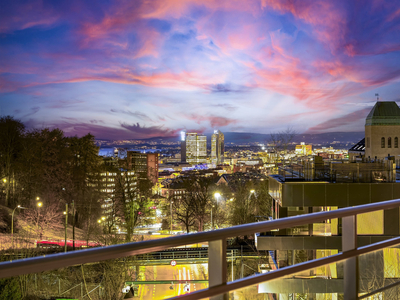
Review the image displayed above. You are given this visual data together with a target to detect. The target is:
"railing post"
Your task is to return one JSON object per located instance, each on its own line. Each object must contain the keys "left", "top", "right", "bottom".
{"left": 342, "top": 215, "right": 358, "bottom": 300}
{"left": 209, "top": 238, "right": 227, "bottom": 300}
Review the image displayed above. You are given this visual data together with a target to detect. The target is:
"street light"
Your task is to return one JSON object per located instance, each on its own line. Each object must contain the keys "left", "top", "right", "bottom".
{"left": 211, "top": 205, "right": 214, "bottom": 230}
{"left": 170, "top": 201, "right": 173, "bottom": 235}
{"left": 98, "top": 217, "right": 106, "bottom": 245}
{"left": 212, "top": 193, "right": 221, "bottom": 230}
{"left": 12, "top": 205, "right": 26, "bottom": 249}
{"left": 36, "top": 201, "right": 43, "bottom": 240}
{"left": 64, "top": 204, "right": 68, "bottom": 252}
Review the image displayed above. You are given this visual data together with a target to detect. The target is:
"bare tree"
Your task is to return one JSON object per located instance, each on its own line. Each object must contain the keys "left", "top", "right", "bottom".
{"left": 230, "top": 178, "right": 272, "bottom": 226}
{"left": 165, "top": 176, "right": 215, "bottom": 232}
{"left": 269, "top": 127, "right": 298, "bottom": 153}
{"left": 23, "top": 203, "right": 63, "bottom": 239}
{"left": 170, "top": 193, "right": 196, "bottom": 233}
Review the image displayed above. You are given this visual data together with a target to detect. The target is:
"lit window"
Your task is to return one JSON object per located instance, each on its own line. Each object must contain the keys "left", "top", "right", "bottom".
{"left": 381, "top": 137, "right": 385, "bottom": 148}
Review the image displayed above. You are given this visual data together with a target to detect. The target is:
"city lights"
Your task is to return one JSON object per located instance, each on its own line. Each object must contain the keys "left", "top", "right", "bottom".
{"left": 1, "top": 2, "right": 400, "bottom": 299}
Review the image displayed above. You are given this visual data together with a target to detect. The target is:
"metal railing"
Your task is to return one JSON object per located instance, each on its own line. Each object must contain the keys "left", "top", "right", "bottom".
{"left": 1, "top": 198, "right": 400, "bottom": 300}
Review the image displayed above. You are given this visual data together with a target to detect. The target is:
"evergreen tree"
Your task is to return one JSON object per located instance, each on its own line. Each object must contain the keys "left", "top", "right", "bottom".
{"left": 0, "top": 116, "right": 25, "bottom": 207}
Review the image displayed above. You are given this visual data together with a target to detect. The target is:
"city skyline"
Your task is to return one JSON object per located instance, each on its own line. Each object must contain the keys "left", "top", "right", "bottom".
{"left": 1, "top": 1, "right": 400, "bottom": 140}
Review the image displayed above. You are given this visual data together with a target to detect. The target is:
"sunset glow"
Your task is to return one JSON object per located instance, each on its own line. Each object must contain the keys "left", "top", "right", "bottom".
{"left": 1, "top": 0, "right": 400, "bottom": 139}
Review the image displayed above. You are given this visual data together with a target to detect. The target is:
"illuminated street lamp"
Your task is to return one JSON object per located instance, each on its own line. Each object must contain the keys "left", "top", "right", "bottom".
{"left": 12, "top": 205, "right": 26, "bottom": 248}
{"left": 212, "top": 193, "right": 221, "bottom": 230}
{"left": 64, "top": 204, "right": 68, "bottom": 252}
{"left": 170, "top": 201, "right": 174, "bottom": 234}
{"left": 37, "top": 202, "right": 43, "bottom": 240}
{"left": 98, "top": 217, "right": 106, "bottom": 245}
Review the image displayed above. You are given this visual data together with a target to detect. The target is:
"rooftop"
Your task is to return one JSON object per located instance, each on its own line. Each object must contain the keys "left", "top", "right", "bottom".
{"left": 365, "top": 101, "right": 400, "bottom": 126}
{"left": 348, "top": 138, "right": 365, "bottom": 152}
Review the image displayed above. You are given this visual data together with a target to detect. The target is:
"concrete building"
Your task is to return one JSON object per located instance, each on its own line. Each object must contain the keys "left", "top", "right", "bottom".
{"left": 211, "top": 130, "right": 224, "bottom": 165}
{"left": 98, "top": 164, "right": 137, "bottom": 230}
{"left": 126, "top": 151, "right": 159, "bottom": 184}
{"left": 348, "top": 138, "right": 365, "bottom": 161}
{"left": 256, "top": 158, "right": 400, "bottom": 298}
{"left": 254, "top": 105, "right": 400, "bottom": 298}
{"left": 365, "top": 101, "right": 400, "bottom": 160}
{"left": 295, "top": 142, "right": 312, "bottom": 155}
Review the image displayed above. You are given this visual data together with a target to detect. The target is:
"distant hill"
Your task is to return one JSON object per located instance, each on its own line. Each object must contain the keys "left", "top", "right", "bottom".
{"left": 293, "top": 132, "right": 365, "bottom": 145}
{"left": 97, "top": 131, "right": 365, "bottom": 147}
{"left": 221, "top": 131, "right": 364, "bottom": 145}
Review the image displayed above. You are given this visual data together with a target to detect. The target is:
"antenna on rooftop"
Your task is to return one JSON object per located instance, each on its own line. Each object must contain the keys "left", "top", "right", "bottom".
{"left": 375, "top": 93, "right": 379, "bottom": 101}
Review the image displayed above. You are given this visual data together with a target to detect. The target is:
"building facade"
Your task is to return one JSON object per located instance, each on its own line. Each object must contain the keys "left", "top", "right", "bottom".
{"left": 98, "top": 165, "right": 137, "bottom": 231}
{"left": 182, "top": 132, "right": 207, "bottom": 164}
{"left": 256, "top": 159, "right": 400, "bottom": 299}
{"left": 211, "top": 130, "right": 224, "bottom": 165}
{"left": 126, "top": 151, "right": 159, "bottom": 184}
{"left": 295, "top": 142, "right": 312, "bottom": 155}
{"left": 365, "top": 101, "right": 400, "bottom": 160}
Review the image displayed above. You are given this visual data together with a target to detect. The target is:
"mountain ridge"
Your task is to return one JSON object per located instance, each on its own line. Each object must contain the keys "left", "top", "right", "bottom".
{"left": 97, "top": 131, "right": 365, "bottom": 145}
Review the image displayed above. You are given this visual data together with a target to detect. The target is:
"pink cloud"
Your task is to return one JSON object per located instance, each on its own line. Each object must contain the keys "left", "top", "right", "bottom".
{"left": 261, "top": 0, "right": 347, "bottom": 53}
{"left": 0, "top": 1, "right": 60, "bottom": 33}
{"left": 140, "top": 0, "right": 262, "bottom": 19}
{"left": 189, "top": 114, "right": 237, "bottom": 127}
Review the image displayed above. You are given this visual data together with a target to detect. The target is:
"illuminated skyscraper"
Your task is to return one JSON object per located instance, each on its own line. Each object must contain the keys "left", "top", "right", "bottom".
{"left": 180, "top": 131, "right": 186, "bottom": 163}
{"left": 211, "top": 130, "right": 224, "bottom": 165}
{"left": 181, "top": 132, "right": 207, "bottom": 164}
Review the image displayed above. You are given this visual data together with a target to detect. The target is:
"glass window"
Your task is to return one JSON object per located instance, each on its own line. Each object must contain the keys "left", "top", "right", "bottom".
{"left": 395, "top": 137, "right": 398, "bottom": 148}
{"left": 381, "top": 137, "right": 385, "bottom": 148}
{"left": 388, "top": 137, "right": 392, "bottom": 148}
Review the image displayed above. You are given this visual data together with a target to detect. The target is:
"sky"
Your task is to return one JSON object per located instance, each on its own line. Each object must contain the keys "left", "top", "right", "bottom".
{"left": 1, "top": 0, "right": 400, "bottom": 140}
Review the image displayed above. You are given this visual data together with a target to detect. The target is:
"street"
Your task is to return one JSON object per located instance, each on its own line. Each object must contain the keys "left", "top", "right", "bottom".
{"left": 136, "top": 263, "right": 208, "bottom": 299}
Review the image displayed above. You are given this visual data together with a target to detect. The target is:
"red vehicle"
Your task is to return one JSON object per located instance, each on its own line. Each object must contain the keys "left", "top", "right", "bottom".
{"left": 36, "top": 240, "right": 102, "bottom": 249}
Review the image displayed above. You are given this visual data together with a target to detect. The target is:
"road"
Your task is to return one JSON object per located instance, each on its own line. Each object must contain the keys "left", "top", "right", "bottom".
{"left": 136, "top": 263, "right": 208, "bottom": 299}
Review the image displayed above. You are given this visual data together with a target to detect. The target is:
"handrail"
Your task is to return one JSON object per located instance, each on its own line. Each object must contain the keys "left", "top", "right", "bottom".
{"left": 1, "top": 198, "right": 400, "bottom": 299}
{"left": 169, "top": 236, "right": 400, "bottom": 300}
{"left": 1, "top": 198, "right": 399, "bottom": 278}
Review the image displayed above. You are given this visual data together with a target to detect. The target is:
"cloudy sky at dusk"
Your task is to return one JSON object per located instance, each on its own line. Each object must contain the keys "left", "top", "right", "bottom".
{"left": 1, "top": 0, "right": 400, "bottom": 140}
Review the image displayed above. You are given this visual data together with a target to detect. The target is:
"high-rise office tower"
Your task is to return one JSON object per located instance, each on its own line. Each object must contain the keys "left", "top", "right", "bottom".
{"left": 126, "top": 151, "right": 159, "bottom": 184}
{"left": 182, "top": 132, "right": 207, "bottom": 164}
{"left": 180, "top": 131, "right": 186, "bottom": 163}
{"left": 211, "top": 130, "right": 224, "bottom": 165}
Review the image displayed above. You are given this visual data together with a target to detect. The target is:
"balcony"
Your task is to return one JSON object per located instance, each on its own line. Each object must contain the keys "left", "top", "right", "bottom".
{"left": 1, "top": 199, "right": 400, "bottom": 299}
